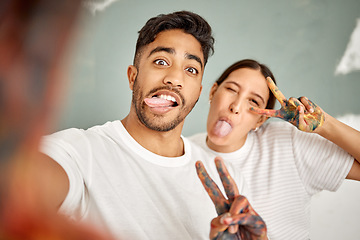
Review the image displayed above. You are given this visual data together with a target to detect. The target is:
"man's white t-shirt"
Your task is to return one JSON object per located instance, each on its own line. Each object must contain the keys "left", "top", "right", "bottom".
{"left": 189, "top": 121, "right": 354, "bottom": 240}
{"left": 41, "top": 120, "right": 248, "bottom": 240}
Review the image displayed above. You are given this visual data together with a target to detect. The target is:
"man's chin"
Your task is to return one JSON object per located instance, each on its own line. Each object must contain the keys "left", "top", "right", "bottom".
{"left": 145, "top": 122, "right": 178, "bottom": 132}
{"left": 138, "top": 114, "right": 183, "bottom": 132}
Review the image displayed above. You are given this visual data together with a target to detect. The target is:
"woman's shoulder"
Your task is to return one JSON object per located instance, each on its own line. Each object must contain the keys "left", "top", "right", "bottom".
{"left": 261, "top": 120, "right": 295, "bottom": 132}
{"left": 255, "top": 120, "right": 297, "bottom": 141}
{"left": 187, "top": 132, "right": 207, "bottom": 147}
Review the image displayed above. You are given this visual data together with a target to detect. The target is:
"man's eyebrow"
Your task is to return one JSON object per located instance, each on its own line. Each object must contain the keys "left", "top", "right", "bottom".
{"left": 226, "top": 81, "right": 265, "bottom": 104}
{"left": 147, "top": 46, "right": 203, "bottom": 69}
{"left": 185, "top": 53, "right": 203, "bottom": 69}
{"left": 148, "top": 47, "right": 175, "bottom": 58}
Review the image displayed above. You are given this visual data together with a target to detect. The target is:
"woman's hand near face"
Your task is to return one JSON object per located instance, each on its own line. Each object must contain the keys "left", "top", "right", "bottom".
{"left": 250, "top": 77, "right": 325, "bottom": 132}
{"left": 196, "top": 157, "right": 267, "bottom": 240}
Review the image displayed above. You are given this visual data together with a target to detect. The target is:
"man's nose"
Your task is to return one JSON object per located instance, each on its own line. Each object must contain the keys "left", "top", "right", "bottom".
{"left": 163, "top": 67, "right": 183, "bottom": 89}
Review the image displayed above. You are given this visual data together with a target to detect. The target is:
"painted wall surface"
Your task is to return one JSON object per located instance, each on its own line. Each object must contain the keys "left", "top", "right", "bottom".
{"left": 54, "top": 1, "right": 360, "bottom": 239}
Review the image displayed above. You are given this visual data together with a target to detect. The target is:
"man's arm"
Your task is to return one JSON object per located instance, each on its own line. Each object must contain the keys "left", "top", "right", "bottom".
{"left": 25, "top": 153, "right": 70, "bottom": 212}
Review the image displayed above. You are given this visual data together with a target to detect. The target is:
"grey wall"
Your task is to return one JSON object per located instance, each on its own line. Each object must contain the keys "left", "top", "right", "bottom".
{"left": 57, "top": 0, "right": 360, "bottom": 138}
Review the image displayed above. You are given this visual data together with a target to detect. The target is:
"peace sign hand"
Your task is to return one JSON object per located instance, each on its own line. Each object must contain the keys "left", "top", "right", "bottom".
{"left": 196, "top": 157, "right": 267, "bottom": 240}
{"left": 250, "top": 77, "right": 325, "bottom": 132}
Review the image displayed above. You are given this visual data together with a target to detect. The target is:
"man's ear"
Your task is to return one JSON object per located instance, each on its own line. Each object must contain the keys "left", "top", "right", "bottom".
{"left": 127, "top": 65, "right": 137, "bottom": 91}
{"left": 209, "top": 83, "right": 218, "bottom": 103}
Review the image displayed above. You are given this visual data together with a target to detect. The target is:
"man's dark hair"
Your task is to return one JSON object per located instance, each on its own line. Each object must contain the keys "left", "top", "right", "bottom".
{"left": 134, "top": 11, "right": 214, "bottom": 67}
{"left": 215, "top": 59, "right": 277, "bottom": 110}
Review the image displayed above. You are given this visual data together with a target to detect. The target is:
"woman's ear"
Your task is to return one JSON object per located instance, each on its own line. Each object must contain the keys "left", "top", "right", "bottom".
{"left": 254, "top": 115, "right": 268, "bottom": 129}
{"left": 209, "top": 83, "right": 218, "bottom": 103}
{"left": 127, "top": 65, "right": 137, "bottom": 91}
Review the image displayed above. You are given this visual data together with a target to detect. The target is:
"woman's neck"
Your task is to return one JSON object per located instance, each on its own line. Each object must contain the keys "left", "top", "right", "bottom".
{"left": 206, "top": 135, "right": 247, "bottom": 153}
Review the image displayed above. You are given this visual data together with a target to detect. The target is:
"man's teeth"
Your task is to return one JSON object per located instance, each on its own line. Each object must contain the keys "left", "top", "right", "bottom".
{"left": 157, "top": 95, "right": 176, "bottom": 102}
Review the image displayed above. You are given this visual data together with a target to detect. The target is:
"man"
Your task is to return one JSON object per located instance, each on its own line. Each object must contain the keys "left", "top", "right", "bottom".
{"left": 35, "top": 11, "right": 266, "bottom": 239}
{"left": 0, "top": 0, "right": 114, "bottom": 239}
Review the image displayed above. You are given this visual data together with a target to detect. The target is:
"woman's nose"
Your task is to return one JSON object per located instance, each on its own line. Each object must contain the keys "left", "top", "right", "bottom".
{"left": 229, "top": 100, "right": 241, "bottom": 114}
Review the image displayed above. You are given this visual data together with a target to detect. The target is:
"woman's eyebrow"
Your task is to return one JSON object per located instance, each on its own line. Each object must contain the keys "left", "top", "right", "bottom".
{"left": 252, "top": 92, "right": 265, "bottom": 104}
{"left": 224, "top": 81, "right": 240, "bottom": 87}
{"left": 225, "top": 81, "right": 265, "bottom": 104}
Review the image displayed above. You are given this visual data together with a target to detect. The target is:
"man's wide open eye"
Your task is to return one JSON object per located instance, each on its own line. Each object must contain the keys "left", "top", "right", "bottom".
{"left": 154, "top": 59, "right": 168, "bottom": 66}
{"left": 186, "top": 67, "right": 198, "bottom": 75}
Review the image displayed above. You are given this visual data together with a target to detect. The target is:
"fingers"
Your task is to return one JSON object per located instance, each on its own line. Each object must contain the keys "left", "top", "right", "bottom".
{"left": 195, "top": 161, "right": 226, "bottom": 214}
{"left": 300, "top": 96, "right": 324, "bottom": 116}
{"left": 226, "top": 194, "right": 250, "bottom": 234}
{"left": 210, "top": 213, "right": 266, "bottom": 239}
{"left": 213, "top": 196, "right": 267, "bottom": 238}
{"left": 209, "top": 212, "right": 240, "bottom": 238}
{"left": 294, "top": 98, "right": 313, "bottom": 131}
{"left": 297, "top": 107, "right": 308, "bottom": 132}
{"left": 288, "top": 97, "right": 302, "bottom": 108}
{"left": 298, "top": 96, "right": 314, "bottom": 113}
{"left": 292, "top": 97, "right": 325, "bottom": 132}
{"left": 228, "top": 194, "right": 250, "bottom": 215}
{"left": 266, "top": 77, "right": 287, "bottom": 107}
{"left": 250, "top": 106, "right": 281, "bottom": 118}
{"left": 209, "top": 214, "right": 231, "bottom": 239}
{"left": 214, "top": 157, "right": 239, "bottom": 200}
{"left": 224, "top": 195, "right": 252, "bottom": 235}
{"left": 230, "top": 196, "right": 267, "bottom": 237}
{"left": 232, "top": 213, "right": 267, "bottom": 237}
{"left": 232, "top": 213, "right": 265, "bottom": 228}
{"left": 197, "top": 159, "right": 267, "bottom": 239}
{"left": 280, "top": 97, "right": 302, "bottom": 124}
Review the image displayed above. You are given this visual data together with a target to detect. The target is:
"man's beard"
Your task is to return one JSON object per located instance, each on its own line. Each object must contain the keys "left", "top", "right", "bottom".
{"left": 132, "top": 76, "right": 198, "bottom": 132}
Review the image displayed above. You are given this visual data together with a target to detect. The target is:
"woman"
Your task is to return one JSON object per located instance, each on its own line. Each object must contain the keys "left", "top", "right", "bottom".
{"left": 189, "top": 59, "right": 360, "bottom": 240}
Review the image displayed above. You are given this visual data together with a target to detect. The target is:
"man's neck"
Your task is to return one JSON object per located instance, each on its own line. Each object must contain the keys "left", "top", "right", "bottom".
{"left": 121, "top": 115, "right": 184, "bottom": 157}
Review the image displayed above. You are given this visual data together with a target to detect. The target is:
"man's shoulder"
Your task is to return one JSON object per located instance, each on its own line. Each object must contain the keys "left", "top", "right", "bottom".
{"left": 43, "top": 120, "right": 121, "bottom": 144}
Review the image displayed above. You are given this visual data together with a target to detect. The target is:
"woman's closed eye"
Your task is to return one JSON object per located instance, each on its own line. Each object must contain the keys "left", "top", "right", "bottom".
{"left": 250, "top": 99, "right": 259, "bottom": 106}
{"left": 226, "top": 87, "right": 237, "bottom": 93}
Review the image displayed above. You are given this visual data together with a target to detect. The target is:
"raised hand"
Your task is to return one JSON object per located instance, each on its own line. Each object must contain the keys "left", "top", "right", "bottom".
{"left": 196, "top": 157, "right": 267, "bottom": 240}
{"left": 250, "top": 77, "right": 325, "bottom": 132}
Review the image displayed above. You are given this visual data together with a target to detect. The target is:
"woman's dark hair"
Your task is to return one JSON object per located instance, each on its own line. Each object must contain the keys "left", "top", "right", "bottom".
{"left": 215, "top": 59, "right": 276, "bottom": 110}
{"left": 134, "top": 11, "right": 214, "bottom": 67}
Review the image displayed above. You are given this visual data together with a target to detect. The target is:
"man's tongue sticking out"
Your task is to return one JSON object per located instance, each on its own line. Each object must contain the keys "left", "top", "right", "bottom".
{"left": 213, "top": 120, "right": 232, "bottom": 137}
{"left": 144, "top": 96, "right": 175, "bottom": 108}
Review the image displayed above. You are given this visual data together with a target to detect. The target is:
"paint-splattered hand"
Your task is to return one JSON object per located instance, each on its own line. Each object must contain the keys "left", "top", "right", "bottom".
{"left": 196, "top": 157, "right": 267, "bottom": 240}
{"left": 250, "top": 77, "right": 325, "bottom": 132}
